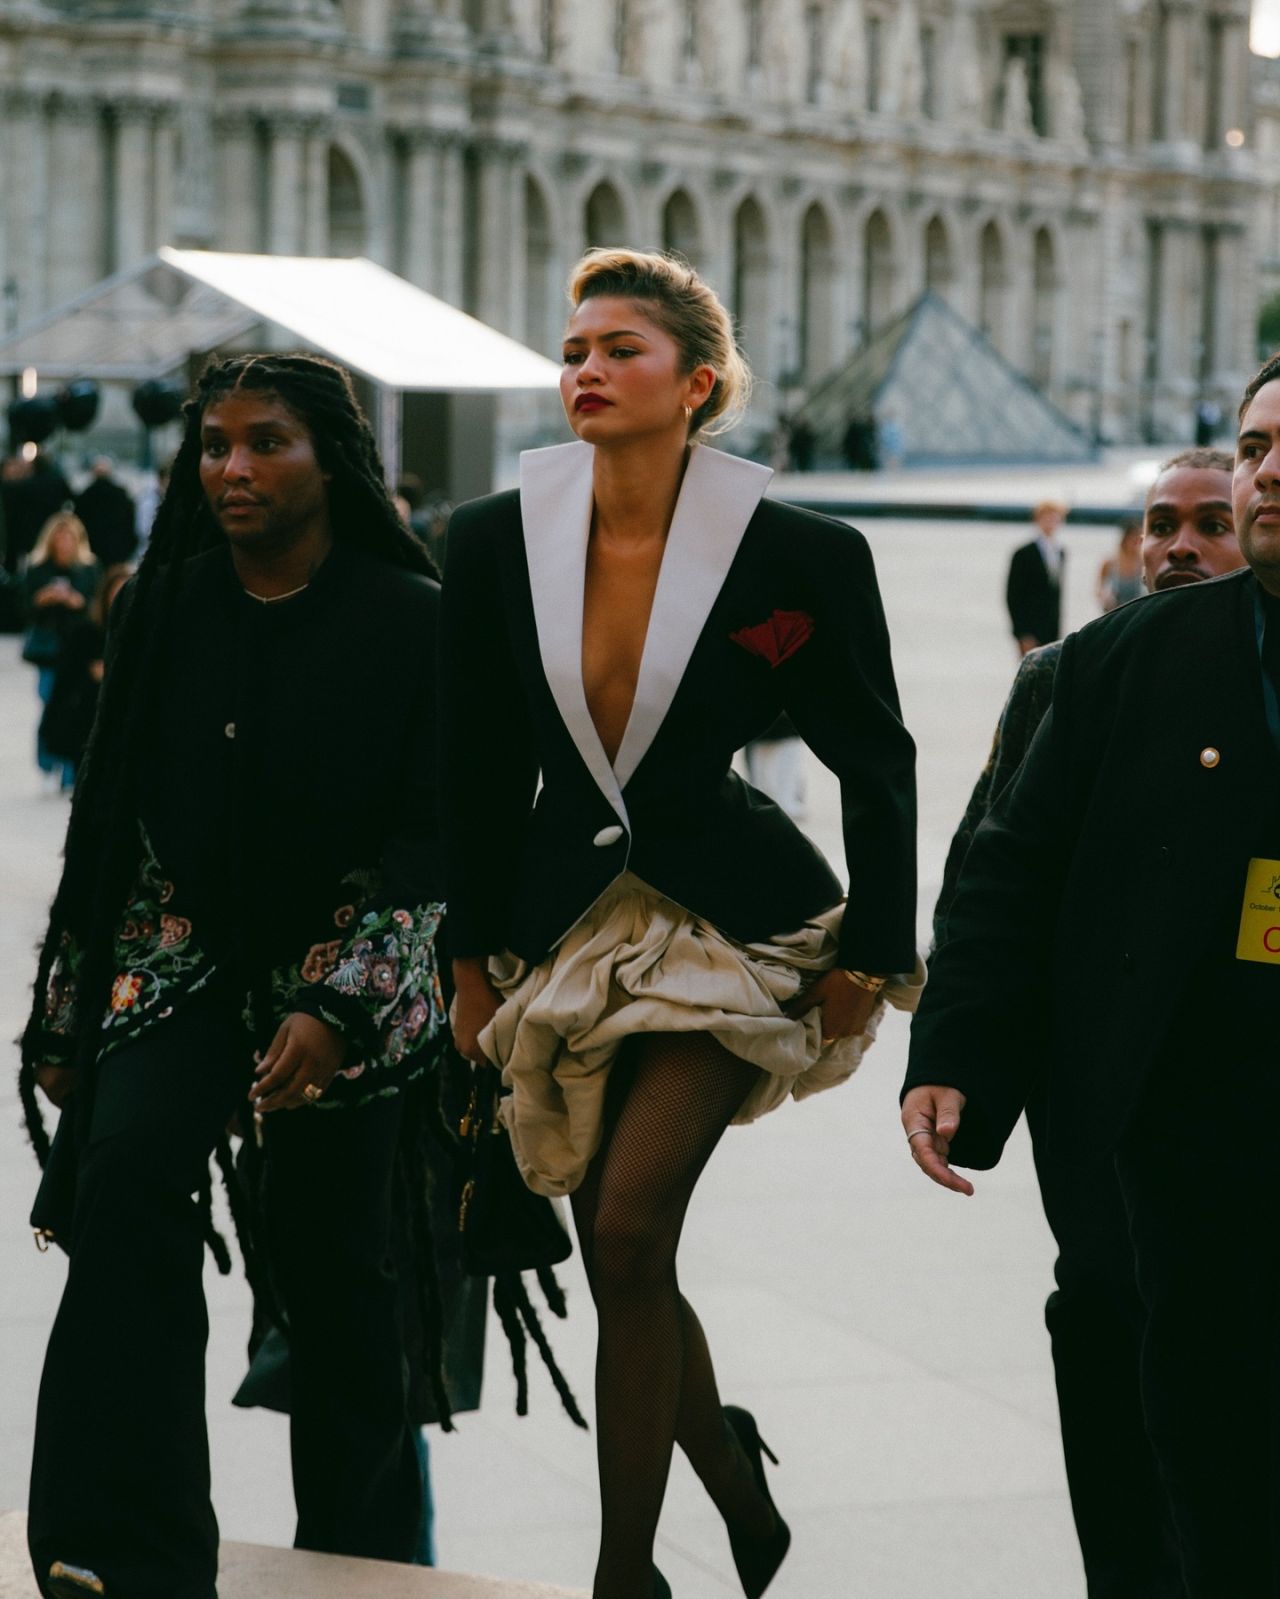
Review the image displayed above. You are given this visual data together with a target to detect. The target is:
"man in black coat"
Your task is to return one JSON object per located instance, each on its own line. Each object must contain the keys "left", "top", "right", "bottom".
{"left": 1005, "top": 498, "right": 1067, "bottom": 653}
{"left": 929, "top": 448, "right": 1240, "bottom": 1599}
{"left": 73, "top": 457, "right": 138, "bottom": 565}
{"left": 903, "top": 365, "right": 1280, "bottom": 1596}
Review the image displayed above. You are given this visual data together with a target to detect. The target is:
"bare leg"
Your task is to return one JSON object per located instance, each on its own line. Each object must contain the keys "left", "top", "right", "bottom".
{"left": 570, "top": 1033, "right": 779, "bottom": 1599}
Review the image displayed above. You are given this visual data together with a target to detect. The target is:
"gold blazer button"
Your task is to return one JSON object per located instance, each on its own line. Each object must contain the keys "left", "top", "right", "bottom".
{"left": 1200, "top": 746, "right": 1220, "bottom": 768}
{"left": 224, "top": 722, "right": 236, "bottom": 740}
{"left": 593, "top": 825, "right": 624, "bottom": 848}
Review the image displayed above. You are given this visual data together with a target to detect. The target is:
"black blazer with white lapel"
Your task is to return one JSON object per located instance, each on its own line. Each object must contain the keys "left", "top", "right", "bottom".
{"left": 904, "top": 568, "right": 1279, "bottom": 1168}
{"left": 439, "top": 441, "right": 917, "bottom": 973}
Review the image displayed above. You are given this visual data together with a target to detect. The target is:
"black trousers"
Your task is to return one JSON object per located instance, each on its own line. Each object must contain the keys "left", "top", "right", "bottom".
{"left": 1028, "top": 1086, "right": 1185, "bottom": 1599}
{"left": 1114, "top": 1033, "right": 1279, "bottom": 1599}
{"left": 27, "top": 988, "right": 422, "bottom": 1598}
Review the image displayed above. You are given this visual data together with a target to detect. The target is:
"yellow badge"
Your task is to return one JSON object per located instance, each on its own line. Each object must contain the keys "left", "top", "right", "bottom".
{"left": 1236, "top": 857, "right": 1280, "bottom": 964}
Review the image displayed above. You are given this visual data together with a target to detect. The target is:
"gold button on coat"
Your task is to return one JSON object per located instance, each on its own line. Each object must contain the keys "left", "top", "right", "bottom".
{"left": 224, "top": 722, "right": 236, "bottom": 740}
{"left": 1200, "top": 746, "right": 1220, "bottom": 768}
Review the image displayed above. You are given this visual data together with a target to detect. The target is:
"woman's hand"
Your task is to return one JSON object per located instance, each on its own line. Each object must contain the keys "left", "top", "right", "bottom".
{"left": 452, "top": 957, "right": 502, "bottom": 1064}
{"left": 901, "top": 1085, "right": 974, "bottom": 1196}
{"left": 784, "top": 967, "right": 878, "bottom": 1042}
{"left": 35, "top": 580, "right": 84, "bottom": 610}
{"left": 35, "top": 1064, "right": 75, "bottom": 1109}
{"left": 249, "top": 1012, "right": 347, "bottom": 1113}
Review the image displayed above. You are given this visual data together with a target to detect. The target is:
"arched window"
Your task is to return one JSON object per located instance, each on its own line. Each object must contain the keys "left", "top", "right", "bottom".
{"left": 525, "top": 176, "right": 556, "bottom": 356}
{"left": 327, "top": 145, "right": 367, "bottom": 257}
{"left": 733, "top": 196, "right": 771, "bottom": 376}
{"left": 924, "top": 215, "right": 953, "bottom": 297}
{"left": 979, "top": 220, "right": 1007, "bottom": 353}
{"left": 585, "top": 180, "right": 626, "bottom": 249}
{"left": 662, "top": 189, "right": 702, "bottom": 268}
{"left": 862, "top": 208, "right": 894, "bottom": 339}
{"left": 800, "top": 202, "right": 837, "bottom": 380}
{"left": 1032, "top": 227, "right": 1057, "bottom": 386}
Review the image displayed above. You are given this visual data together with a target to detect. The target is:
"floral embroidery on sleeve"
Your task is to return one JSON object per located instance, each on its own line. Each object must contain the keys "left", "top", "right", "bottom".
{"left": 101, "top": 836, "right": 216, "bottom": 1044}
{"left": 266, "top": 899, "right": 446, "bottom": 1095}
{"left": 43, "top": 930, "right": 82, "bottom": 1039}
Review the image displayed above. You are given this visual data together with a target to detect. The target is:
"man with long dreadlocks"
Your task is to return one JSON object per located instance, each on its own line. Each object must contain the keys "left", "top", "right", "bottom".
{"left": 18, "top": 353, "right": 468, "bottom": 1599}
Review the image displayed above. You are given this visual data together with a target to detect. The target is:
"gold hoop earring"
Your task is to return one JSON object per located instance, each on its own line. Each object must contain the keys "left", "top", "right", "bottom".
{"left": 683, "top": 405, "right": 693, "bottom": 423}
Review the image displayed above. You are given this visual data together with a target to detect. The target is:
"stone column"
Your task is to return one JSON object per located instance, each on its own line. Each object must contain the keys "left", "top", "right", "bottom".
{"left": 436, "top": 132, "right": 466, "bottom": 307}
{"left": 1203, "top": 223, "right": 1249, "bottom": 394}
{"left": 111, "top": 100, "right": 155, "bottom": 271}
{"left": 473, "top": 138, "right": 525, "bottom": 335}
{"left": 303, "top": 122, "right": 329, "bottom": 256}
{"left": 1215, "top": 16, "right": 1251, "bottom": 148}
{"left": 2, "top": 90, "right": 49, "bottom": 325}
{"left": 1169, "top": 220, "right": 1201, "bottom": 396}
{"left": 173, "top": 103, "right": 218, "bottom": 248}
{"left": 1154, "top": 2, "right": 1196, "bottom": 147}
{"left": 215, "top": 111, "right": 262, "bottom": 252}
{"left": 46, "top": 98, "right": 106, "bottom": 305}
{"left": 772, "top": 181, "right": 804, "bottom": 387}
{"left": 402, "top": 128, "right": 439, "bottom": 291}
{"left": 700, "top": 176, "right": 737, "bottom": 314}
{"left": 267, "top": 115, "right": 307, "bottom": 255}
{"left": 152, "top": 106, "right": 179, "bottom": 251}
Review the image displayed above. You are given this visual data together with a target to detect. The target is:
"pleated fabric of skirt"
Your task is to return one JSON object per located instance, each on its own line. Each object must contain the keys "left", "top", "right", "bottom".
{"left": 476, "top": 872, "right": 925, "bottom": 1198}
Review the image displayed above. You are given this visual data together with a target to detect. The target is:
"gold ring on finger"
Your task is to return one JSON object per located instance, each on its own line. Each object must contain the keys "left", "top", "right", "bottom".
{"left": 302, "top": 1082, "right": 324, "bottom": 1103}
{"left": 906, "top": 1128, "right": 933, "bottom": 1144}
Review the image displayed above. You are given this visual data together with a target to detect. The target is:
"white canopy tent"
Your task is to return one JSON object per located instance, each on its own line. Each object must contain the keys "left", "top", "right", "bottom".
{"left": 0, "top": 250, "right": 561, "bottom": 483}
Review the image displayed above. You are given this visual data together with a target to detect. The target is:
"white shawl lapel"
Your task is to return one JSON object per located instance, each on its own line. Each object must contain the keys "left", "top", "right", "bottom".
{"left": 520, "top": 440, "right": 629, "bottom": 827}
{"left": 613, "top": 445, "right": 773, "bottom": 788}
{"left": 518, "top": 440, "right": 773, "bottom": 818}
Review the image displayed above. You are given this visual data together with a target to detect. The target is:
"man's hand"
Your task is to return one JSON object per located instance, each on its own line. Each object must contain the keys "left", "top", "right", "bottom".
{"left": 250, "top": 1013, "right": 347, "bottom": 1113}
{"left": 783, "top": 968, "right": 878, "bottom": 1041}
{"left": 35, "top": 1065, "right": 75, "bottom": 1109}
{"left": 901, "top": 1085, "right": 974, "bottom": 1195}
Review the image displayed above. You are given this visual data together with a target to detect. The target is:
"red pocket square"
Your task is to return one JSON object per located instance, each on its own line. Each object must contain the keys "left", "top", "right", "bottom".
{"left": 730, "top": 609, "right": 816, "bottom": 668}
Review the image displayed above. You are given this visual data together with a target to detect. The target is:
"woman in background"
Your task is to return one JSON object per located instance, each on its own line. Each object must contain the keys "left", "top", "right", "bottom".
{"left": 21, "top": 512, "right": 98, "bottom": 791}
{"left": 40, "top": 562, "right": 132, "bottom": 784}
{"left": 1097, "top": 519, "right": 1145, "bottom": 612}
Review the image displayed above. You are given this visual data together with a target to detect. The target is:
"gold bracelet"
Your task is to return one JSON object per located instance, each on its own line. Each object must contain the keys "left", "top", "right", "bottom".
{"left": 840, "top": 968, "right": 888, "bottom": 994}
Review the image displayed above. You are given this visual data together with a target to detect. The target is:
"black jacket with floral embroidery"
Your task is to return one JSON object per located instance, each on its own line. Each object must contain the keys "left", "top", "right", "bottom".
{"left": 32, "top": 540, "right": 445, "bottom": 1107}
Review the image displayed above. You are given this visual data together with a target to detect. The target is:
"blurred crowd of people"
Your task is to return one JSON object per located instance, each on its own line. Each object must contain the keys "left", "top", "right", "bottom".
{"left": 2, "top": 453, "right": 156, "bottom": 793}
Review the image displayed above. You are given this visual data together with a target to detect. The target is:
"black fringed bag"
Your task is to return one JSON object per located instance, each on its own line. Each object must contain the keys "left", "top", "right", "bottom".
{"left": 457, "top": 1059, "right": 572, "bottom": 1276}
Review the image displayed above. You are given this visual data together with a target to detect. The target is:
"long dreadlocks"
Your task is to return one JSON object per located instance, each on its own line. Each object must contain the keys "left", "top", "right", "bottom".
{"left": 20, "top": 352, "right": 435, "bottom": 1112}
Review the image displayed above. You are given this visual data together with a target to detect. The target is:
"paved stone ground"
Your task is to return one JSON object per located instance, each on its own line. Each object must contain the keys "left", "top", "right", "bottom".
{"left": 0, "top": 505, "right": 1121, "bottom": 1598}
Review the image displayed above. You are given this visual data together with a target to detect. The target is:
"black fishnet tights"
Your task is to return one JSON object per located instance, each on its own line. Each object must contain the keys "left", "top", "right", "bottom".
{"left": 570, "top": 1032, "right": 779, "bottom": 1599}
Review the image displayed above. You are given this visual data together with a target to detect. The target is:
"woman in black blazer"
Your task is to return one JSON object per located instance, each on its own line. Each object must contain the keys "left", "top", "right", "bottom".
{"left": 441, "top": 249, "right": 919, "bottom": 1599}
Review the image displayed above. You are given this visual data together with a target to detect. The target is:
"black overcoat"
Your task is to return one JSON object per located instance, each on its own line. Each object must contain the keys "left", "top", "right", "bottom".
{"left": 904, "top": 567, "right": 1279, "bottom": 1168}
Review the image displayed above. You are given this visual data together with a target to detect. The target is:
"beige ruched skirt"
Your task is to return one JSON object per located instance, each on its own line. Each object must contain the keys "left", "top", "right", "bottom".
{"left": 475, "top": 873, "right": 925, "bottom": 1198}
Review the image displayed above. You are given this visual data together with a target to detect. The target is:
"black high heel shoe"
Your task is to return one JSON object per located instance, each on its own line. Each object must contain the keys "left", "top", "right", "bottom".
{"left": 723, "top": 1406, "right": 792, "bottom": 1599}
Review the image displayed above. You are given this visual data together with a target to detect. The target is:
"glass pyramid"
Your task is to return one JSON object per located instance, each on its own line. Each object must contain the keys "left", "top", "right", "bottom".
{"left": 795, "top": 291, "right": 1095, "bottom": 467}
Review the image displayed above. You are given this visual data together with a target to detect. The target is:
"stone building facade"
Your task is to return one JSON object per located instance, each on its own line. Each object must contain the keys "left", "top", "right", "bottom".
{"left": 0, "top": 0, "right": 1263, "bottom": 444}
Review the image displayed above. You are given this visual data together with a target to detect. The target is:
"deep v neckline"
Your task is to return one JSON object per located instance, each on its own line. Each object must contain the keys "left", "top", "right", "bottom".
{"left": 580, "top": 501, "right": 675, "bottom": 770}
{"left": 519, "top": 439, "right": 774, "bottom": 820}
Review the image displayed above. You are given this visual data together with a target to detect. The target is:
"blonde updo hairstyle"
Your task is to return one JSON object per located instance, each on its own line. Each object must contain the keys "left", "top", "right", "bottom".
{"left": 567, "top": 248, "right": 752, "bottom": 438}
